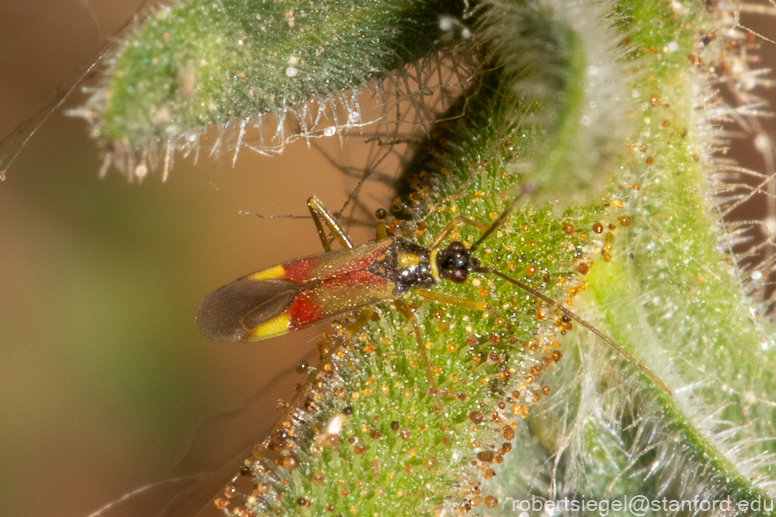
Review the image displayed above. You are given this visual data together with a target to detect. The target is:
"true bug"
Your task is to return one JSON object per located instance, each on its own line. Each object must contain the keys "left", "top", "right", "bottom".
{"left": 196, "top": 196, "right": 670, "bottom": 395}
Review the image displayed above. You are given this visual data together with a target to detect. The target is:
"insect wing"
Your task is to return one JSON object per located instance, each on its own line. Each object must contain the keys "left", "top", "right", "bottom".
{"left": 286, "top": 270, "right": 395, "bottom": 331}
{"left": 196, "top": 276, "right": 304, "bottom": 341}
{"left": 197, "top": 239, "right": 397, "bottom": 342}
{"left": 279, "top": 240, "right": 391, "bottom": 282}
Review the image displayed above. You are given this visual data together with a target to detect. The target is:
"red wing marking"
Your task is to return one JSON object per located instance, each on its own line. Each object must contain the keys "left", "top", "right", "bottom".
{"left": 282, "top": 257, "right": 319, "bottom": 282}
{"left": 281, "top": 242, "right": 390, "bottom": 282}
{"left": 287, "top": 270, "right": 394, "bottom": 330}
{"left": 321, "top": 270, "right": 381, "bottom": 288}
{"left": 287, "top": 294, "right": 322, "bottom": 330}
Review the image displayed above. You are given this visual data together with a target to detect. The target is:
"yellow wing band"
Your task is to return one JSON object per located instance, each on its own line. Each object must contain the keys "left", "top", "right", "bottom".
{"left": 250, "top": 265, "right": 286, "bottom": 280}
{"left": 247, "top": 312, "right": 291, "bottom": 341}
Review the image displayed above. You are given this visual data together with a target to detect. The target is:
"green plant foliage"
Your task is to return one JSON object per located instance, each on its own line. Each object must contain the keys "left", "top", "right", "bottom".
{"left": 83, "top": 0, "right": 466, "bottom": 177}
{"left": 82, "top": 0, "right": 776, "bottom": 514}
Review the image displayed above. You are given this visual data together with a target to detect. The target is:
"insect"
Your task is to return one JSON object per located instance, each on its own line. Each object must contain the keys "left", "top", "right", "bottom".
{"left": 196, "top": 196, "right": 671, "bottom": 395}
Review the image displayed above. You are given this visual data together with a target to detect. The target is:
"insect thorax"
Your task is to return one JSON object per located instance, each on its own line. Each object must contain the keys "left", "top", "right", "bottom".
{"left": 366, "top": 237, "right": 436, "bottom": 294}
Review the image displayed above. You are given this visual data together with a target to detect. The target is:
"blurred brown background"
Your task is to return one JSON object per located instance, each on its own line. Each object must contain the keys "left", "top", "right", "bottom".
{"left": 0, "top": 2, "right": 774, "bottom": 517}
{"left": 0, "top": 2, "right": 395, "bottom": 516}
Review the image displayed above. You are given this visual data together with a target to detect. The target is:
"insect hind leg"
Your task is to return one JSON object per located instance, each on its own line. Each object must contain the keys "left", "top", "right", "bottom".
{"left": 343, "top": 308, "right": 373, "bottom": 339}
{"left": 307, "top": 195, "right": 354, "bottom": 251}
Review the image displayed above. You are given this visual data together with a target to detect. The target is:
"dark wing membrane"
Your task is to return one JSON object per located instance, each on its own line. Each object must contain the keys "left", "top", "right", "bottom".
{"left": 196, "top": 277, "right": 304, "bottom": 341}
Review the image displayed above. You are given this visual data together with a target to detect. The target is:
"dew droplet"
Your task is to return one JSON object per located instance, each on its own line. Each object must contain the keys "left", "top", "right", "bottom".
{"left": 484, "top": 495, "right": 499, "bottom": 508}
{"left": 134, "top": 163, "right": 148, "bottom": 181}
{"left": 438, "top": 15, "right": 454, "bottom": 31}
{"left": 310, "top": 470, "right": 325, "bottom": 485}
{"left": 477, "top": 450, "right": 495, "bottom": 463}
{"left": 282, "top": 455, "right": 299, "bottom": 470}
{"left": 755, "top": 133, "right": 772, "bottom": 153}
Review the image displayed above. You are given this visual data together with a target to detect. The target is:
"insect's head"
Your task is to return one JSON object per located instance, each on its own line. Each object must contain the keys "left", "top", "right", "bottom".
{"left": 436, "top": 241, "right": 481, "bottom": 283}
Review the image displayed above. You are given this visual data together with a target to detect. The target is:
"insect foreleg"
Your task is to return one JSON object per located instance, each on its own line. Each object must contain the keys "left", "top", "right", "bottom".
{"left": 307, "top": 195, "right": 354, "bottom": 251}
{"left": 429, "top": 190, "right": 529, "bottom": 252}
{"left": 428, "top": 217, "right": 491, "bottom": 250}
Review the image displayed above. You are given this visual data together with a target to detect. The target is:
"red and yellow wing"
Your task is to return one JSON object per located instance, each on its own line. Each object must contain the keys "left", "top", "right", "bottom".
{"left": 196, "top": 240, "right": 395, "bottom": 342}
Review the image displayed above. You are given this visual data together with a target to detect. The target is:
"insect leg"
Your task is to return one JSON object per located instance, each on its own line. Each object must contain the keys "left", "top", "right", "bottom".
{"left": 414, "top": 288, "right": 495, "bottom": 315}
{"left": 307, "top": 195, "right": 354, "bottom": 251}
{"left": 375, "top": 220, "right": 388, "bottom": 241}
{"left": 343, "top": 308, "right": 373, "bottom": 339}
{"left": 428, "top": 217, "right": 490, "bottom": 250}
{"left": 393, "top": 299, "right": 457, "bottom": 399}
{"left": 393, "top": 300, "right": 438, "bottom": 393}
{"left": 435, "top": 188, "right": 532, "bottom": 252}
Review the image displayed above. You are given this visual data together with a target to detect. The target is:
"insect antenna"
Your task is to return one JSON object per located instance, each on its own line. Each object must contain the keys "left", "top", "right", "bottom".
{"left": 470, "top": 196, "right": 522, "bottom": 253}
{"left": 470, "top": 183, "right": 536, "bottom": 252}
{"left": 475, "top": 266, "right": 672, "bottom": 395}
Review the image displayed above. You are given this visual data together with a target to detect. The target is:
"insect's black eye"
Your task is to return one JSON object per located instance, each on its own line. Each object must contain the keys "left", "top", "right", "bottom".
{"left": 449, "top": 268, "right": 468, "bottom": 283}
{"left": 448, "top": 241, "right": 466, "bottom": 253}
{"left": 436, "top": 242, "right": 471, "bottom": 283}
